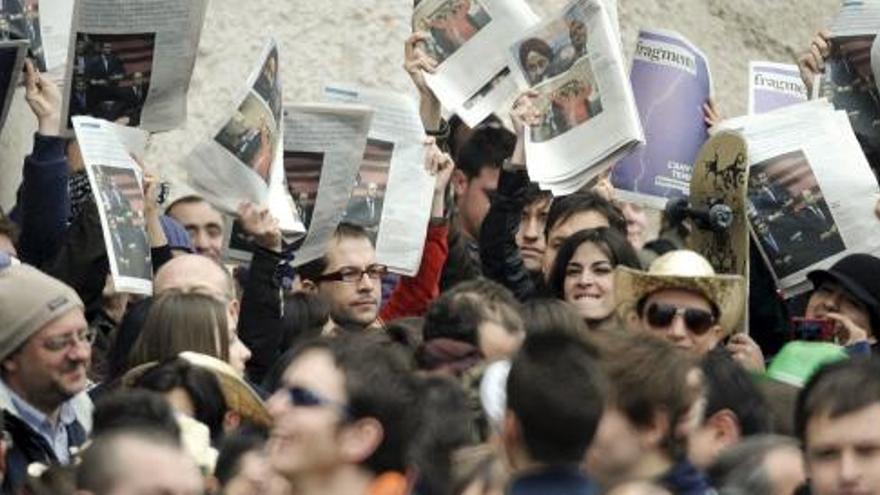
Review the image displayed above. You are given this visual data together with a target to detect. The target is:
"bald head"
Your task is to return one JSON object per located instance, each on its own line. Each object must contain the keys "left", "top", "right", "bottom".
{"left": 154, "top": 254, "right": 234, "bottom": 300}
{"left": 606, "top": 482, "right": 672, "bottom": 495}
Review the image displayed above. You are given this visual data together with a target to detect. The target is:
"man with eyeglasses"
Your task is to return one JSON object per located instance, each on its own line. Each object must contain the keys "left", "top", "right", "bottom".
{"left": 266, "top": 335, "right": 414, "bottom": 495}
{"left": 0, "top": 259, "right": 94, "bottom": 493}
{"left": 615, "top": 250, "right": 746, "bottom": 356}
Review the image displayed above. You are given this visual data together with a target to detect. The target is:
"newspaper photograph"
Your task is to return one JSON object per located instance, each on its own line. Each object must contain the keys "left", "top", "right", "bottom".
{"left": 324, "top": 84, "right": 433, "bottom": 275}
{"left": 0, "top": 0, "right": 73, "bottom": 77}
{"left": 0, "top": 40, "right": 26, "bottom": 133}
{"left": 518, "top": 0, "right": 642, "bottom": 194}
{"left": 812, "top": 34, "right": 880, "bottom": 151}
{"left": 610, "top": 28, "right": 711, "bottom": 208}
{"left": 722, "top": 101, "right": 880, "bottom": 295}
{"left": 283, "top": 103, "right": 374, "bottom": 267}
{"left": 60, "top": 0, "right": 208, "bottom": 132}
{"left": 456, "top": 66, "right": 519, "bottom": 129}
{"left": 413, "top": 0, "right": 539, "bottom": 126}
{"left": 72, "top": 116, "right": 152, "bottom": 295}
{"left": 748, "top": 61, "right": 807, "bottom": 115}
{"left": 184, "top": 39, "right": 302, "bottom": 237}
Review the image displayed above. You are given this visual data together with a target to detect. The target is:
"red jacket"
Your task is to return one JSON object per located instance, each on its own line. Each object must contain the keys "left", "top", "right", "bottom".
{"left": 380, "top": 222, "right": 449, "bottom": 322}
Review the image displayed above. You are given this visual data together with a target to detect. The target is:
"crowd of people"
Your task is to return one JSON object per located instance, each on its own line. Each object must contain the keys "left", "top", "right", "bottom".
{"left": 1, "top": 9, "right": 880, "bottom": 495}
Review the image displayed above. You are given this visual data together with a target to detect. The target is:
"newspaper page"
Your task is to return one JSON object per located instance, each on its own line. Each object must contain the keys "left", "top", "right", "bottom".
{"left": 510, "top": 0, "right": 642, "bottom": 194}
{"left": 60, "top": 0, "right": 208, "bottom": 133}
{"left": 72, "top": 116, "right": 152, "bottom": 295}
{"left": 284, "top": 104, "right": 374, "bottom": 267}
{"left": 0, "top": 40, "right": 26, "bottom": 133}
{"left": 748, "top": 62, "right": 807, "bottom": 115}
{"left": 609, "top": 29, "right": 711, "bottom": 209}
{"left": 723, "top": 102, "right": 880, "bottom": 295}
{"left": 184, "top": 39, "right": 302, "bottom": 235}
{"left": 413, "top": 0, "right": 539, "bottom": 126}
{"left": 0, "top": 0, "right": 73, "bottom": 77}
{"left": 828, "top": 0, "right": 880, "bottom": 38}
{"left": 324, "top": 84, "right": 433, "bottom": 276}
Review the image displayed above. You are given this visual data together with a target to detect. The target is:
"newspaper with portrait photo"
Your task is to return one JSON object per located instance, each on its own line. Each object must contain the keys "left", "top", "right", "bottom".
{"left": 283, "top": 103, "right": 374, "bottom": 267}
{"left": 412, "top": 0, "right": 539, "bottom": 127}
{"left": 510, "top": 0, "right": 642, "bottom": 195}
{"left": 60, "top": 0, "right": 208, "bottom": 132}
{"left": 71, "top": 115, "right": 152, "bottom": 295}
{"left": 748, "top": 61, "right": 807, "bottom": 115}
{"left": 324, "top": 84, "right": 433, "bottom": 276}
{"left": 720, "top": 100, "right": 880, "bottom": 295}
{"left": 183, "top": 39, "right": 302, "bottom": 238}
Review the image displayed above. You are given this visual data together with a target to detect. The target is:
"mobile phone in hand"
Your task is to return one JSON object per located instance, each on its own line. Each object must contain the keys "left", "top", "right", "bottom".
{"left": 791, "top": 317, "right": 836, "bottom": 342}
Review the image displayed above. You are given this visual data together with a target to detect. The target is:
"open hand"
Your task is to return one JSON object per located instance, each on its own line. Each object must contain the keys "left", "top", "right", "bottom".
{"left": 238, "top": 202, "right": 282, "bottom": 253}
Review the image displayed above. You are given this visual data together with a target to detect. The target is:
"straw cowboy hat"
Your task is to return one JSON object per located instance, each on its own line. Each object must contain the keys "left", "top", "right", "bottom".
{"left": 614, "top": 250, "right": 746, "bottom": 334}
{"left": 123, "top": 352, "right": 272, "bottom": 428}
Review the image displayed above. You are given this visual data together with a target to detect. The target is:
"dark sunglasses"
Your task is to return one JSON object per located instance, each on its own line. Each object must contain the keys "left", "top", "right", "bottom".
{"left": 285, "top": 386, "right": 352, "bottom": 419}
{"left": 644, "top": 303, "right": 716, "bottom": 335}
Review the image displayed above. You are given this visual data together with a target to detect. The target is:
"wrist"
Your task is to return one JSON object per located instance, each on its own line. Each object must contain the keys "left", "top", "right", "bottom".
{"left": 37, "top": 115, "right": 61, "bottom": 137}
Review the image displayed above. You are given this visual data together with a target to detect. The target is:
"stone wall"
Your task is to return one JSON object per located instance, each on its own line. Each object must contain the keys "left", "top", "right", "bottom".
{"left": 0, "top": 0, "right": 840, "bottom": 209}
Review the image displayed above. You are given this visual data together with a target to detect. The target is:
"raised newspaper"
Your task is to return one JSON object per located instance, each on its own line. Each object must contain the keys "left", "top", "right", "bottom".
{"left": 814, "top": 1, "right": 880, "bottom": 151}
{"left": 719, "top": 101, "right": 880, "bottom": 295}
{"left": 413, "top": 0, "right": 539, "bottom": 127}
{"left": 283, "top": 104, "right": 374, "bottom": 267}
{"left": 610, "top": 29, "right": 711, "bottom": 208}
{"left": 748, "top": 62, "right": 807, "bottom": 115}
{"left": 0, "top": 0, "right": 74, "bottom": 79}
{"left": 72, "top": 115, "right": 152, "bottom": 295}
{"left": 0, "top": 40, "right": 27, "bottom": 133}
{"left": 60, "top": 0, "right": 208, "bottom": 132}
{"left": 510, "top": 0, "right": 642, "bottom": 195}
{"left": 184, "top": 39, "right": 302, "bottom": 236}
{"left": 324, "top": 84, "right": 432, "bottom": 276}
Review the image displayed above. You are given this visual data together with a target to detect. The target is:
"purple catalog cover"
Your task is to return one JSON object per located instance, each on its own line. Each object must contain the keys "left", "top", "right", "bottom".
{"left": 611, "top": 28, "right": 711, "bottom": 207}
{"left": 749, "top": 61, "right": 807, "bottom": 115}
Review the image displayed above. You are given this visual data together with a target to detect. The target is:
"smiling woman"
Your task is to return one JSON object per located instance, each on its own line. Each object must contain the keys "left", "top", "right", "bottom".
{"left": 547, "top": 227, "right": 641, "bottom": 330}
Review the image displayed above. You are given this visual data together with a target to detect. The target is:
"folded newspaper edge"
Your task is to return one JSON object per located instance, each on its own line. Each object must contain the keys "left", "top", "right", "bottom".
{"left": 0, "top": 40, "right": 27, "bottom": 136}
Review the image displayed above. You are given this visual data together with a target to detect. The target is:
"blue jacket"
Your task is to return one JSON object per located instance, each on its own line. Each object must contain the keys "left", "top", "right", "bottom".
{"left": 508, "top": 467, "right": 600, "bottom": 495}
{"left": 10, "top": 134, "right": 70, "bottom": 267}
{"left": 658, "top": 461, "right": 717, "bottom": 495}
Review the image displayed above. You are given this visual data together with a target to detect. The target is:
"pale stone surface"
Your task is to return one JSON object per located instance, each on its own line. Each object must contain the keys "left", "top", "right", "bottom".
{"left": 0, "top": 0, "right": 840, "bottom": 209}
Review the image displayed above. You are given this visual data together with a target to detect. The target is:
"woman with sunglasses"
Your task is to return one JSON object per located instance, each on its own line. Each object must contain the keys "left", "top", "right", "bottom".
{"left": 547, "top": 227, "right": 641, "bottom": 331}
{"left": 615, "top": 250, "right": 746, "bottom": 355}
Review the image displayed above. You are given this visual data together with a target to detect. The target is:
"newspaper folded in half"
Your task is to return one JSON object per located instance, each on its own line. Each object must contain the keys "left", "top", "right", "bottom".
{"left": 184, "top": 39, "right": 302, "bottom": 236}
{"left": 611, "top": 28, "right": 711, "bottom": 208}
{"left": 324, "top": 84, "right": 432, "bottom": 276}
{"left": 72, "top": 116, "right": 153, "bottom": 295}
{"left": 748, "top": 61, "right": 807, "bottom": 115}
{"left": 413, "top": 0, "right": 539, "bottom": 127}
{"left": 283, "top": 103, "right": 374, "bottom": 267}
{"left": 0, "top": 0, "right": 74, "bottom": 81}
{"left": 0, "top": 40, "right": 27, "bottom": 134}
{"left": 60, "top": 0, "right": 208, "bottom": 133}
{"left": 719, "top": 100, "right": 880, "bottom": 296}
{"left": 511, "top": 0, "right": 642, "bottom": 195}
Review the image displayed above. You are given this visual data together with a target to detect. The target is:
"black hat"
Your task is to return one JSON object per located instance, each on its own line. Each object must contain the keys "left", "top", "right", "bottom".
{"left": 807, "top": 253, "right": 880, "bottom": 329}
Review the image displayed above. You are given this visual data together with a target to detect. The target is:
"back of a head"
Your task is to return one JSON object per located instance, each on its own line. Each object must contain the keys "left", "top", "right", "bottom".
{"left": 454, "top": 122, "right": 515, "bottom": 178}
{"left": 545, "top": 191, "right": 627, "bottom": 238}
{"left": 129, "top": 290, "right": 229, "bottom": 370}
{"left": 594, "top": 332, "right": 699, "bottom": 459}
{"left": 506, "top": 331, "right": 606, "bottom": 465}
{"left": 153, "top": 253, "right": 234, "bottom": 299}
{"left": 520, "top": 298, "right": 587, "bottom": 336}
{"left": 702, "top": 347, "right": 771, "bottom": 436}
{"left": 423, "top": 278, "right": 522, "bottom": 345}
{"left": 214, "top": 431, "right": 267, "bottom": 487}
{"left": 291, "top": 334, "right": 416, "bottom": 474}
{"left": 281, "top": 292, "right": 330, "bottom": 349}
{"left": 91, "top": 389, "right": 181, "bottom": 444}
{"left": 708, "top": 435, "right": 800, "bottom": 495}
{"left": 796, "top": 357, "right": 880, "bottom": 444}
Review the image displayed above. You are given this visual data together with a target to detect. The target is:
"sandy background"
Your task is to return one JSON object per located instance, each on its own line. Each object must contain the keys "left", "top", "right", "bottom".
{"left": 0, "top": 0, "right": 841, "bottom": 210}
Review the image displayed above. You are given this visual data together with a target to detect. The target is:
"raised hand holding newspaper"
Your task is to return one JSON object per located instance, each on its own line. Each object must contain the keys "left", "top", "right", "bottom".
{"left": 719, "top": 100, "right": 880, "bottom": 296}
{"left": 184, "top": 39, "right": 302, "bottom": 237}
{"left": 60, "top": 0, "right": 208, "bottom": 132}
{"left": 413, "top": 0, "right": 539, "bottom": 127}
{"left": 748, "top": 62, "right": 807, "bottom": 115}
{"left": 323, "top": 84, "right": 432, "bottom": 276}
{"left": 611, "top": 28, "right": 711, "bottom": 208}
{"left": 72, "top": 115, "right": 152, "bottom": 295}
{"left": 510, "top": 0, "right": 642, "bottom": 195}
{"left": 283, "top": 104, "right": 374, "bottom": 267}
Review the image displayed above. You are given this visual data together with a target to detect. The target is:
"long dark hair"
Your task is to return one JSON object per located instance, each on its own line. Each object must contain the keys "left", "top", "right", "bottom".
{"left": 547, "top": 227, "right": 641, "bottom": 299}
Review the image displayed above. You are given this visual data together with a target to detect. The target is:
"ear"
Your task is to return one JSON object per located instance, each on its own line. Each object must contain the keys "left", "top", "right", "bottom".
{"left": 640, "top": 408, "right": 671, "bottom": 451}
{"left": 451, "top": 168, "right": 469, "bottom": 197}
{"left": 223, "top": 410, "right": 242, "bottom": 432}
{"left": 2, "top": 355, "right": 18, "bottom": 374}
{"left": 707, "top": 325, "right": 725, "bottom": 349}
{"left": 706, "top": 409, "right": 741, "bottom": 447}
{"left": 227, "top": 298, "right": 240, "bottom": 322}
{"left": 300, "top": 278, "right": 318, "bottom": 294}
{"left": 339, "top": 417, "right": 384, "bottom": 464}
